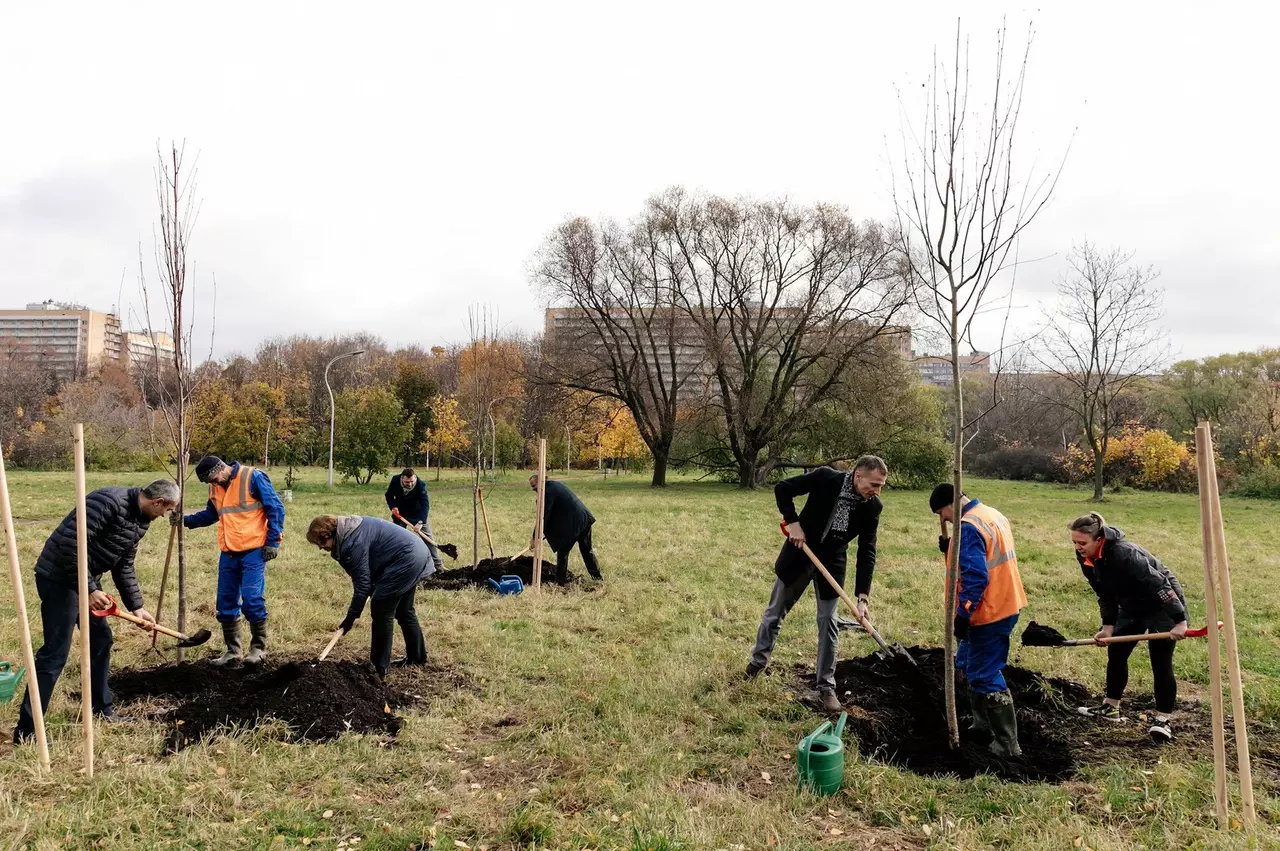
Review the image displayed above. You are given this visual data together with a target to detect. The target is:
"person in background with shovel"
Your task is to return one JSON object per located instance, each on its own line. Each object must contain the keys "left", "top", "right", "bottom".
{"left": 385, "top": 467, "right": 442, "bottom": 574}
{"left": 1069, "top": 511, "right": 1188, "bottom": 743}
{"left": 932, "top": 483, "right": 1027, "bottom": 759}
{"left": 176, "top": 455, "right": 285, "bottom": 666}
{"left": 13, "top": 480, "right": 178, "bottom": 745}
{"left": 528, "top": 475, "right": 601, "bottom": 585}
{"left": 305, "top": 514, "right": 433, "bottom": 676}
{"left": 746, "top": 455, "right": 887, "bottom": 713}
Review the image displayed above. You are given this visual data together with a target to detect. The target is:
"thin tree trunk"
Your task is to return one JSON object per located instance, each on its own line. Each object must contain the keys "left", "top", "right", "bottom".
{"left": 1092, "top": 444, "right": 1105, "bottom": 501}
{"left": 943, "top": 296, "right": 962, "bottom": 750}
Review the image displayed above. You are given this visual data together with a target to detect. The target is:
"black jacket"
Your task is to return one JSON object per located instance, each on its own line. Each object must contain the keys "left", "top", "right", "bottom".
{"left": 34, "top": 487, "right": 150, "bottom": 612}
{"left": 1078, "top": 526, "right": 1187, "bottom": 626}
{"left": 385, "top": 477, "right": 429, "bottom": 525}
{"left": 774, "top": 467, "right": 882, "bottom": 600}
{"left": 540, "top": 480, "right": 595, "bottom": 553}
{"left": 332, "top": 517, "right": 432, "bottom": 623}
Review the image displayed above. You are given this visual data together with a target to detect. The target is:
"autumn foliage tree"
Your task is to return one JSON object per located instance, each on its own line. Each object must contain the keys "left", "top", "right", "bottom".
{"left": 333, "top": 386, "right": 412, "bottom": 484}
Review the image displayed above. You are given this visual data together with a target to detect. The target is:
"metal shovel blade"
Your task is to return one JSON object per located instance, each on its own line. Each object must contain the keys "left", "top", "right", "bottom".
{"left": 175, "top": 628, "right": 213, "bottom": 648}
{"left": 891, "top": 643, "right": 918, "bottom": 666}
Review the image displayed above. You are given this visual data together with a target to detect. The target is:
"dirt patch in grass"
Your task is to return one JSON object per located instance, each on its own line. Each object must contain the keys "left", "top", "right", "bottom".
{"left": 110, "top": 655, "right": 463, "bottom": 752}
{"left": 422, "top": 555, "right": 572, "bottom": 591}
{"left": 791, "top": 646, "right": 1280, "bottom": 784}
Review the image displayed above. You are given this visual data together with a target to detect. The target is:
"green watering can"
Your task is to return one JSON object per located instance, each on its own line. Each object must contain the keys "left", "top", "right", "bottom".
{"left": 0, "top": 662, "right": 25, "bottom": 703}
{"left": 797, "top": 711, "right": 847, "bottom": 796}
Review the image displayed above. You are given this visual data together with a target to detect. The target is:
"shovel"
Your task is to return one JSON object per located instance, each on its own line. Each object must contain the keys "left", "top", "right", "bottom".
{"left": 391, "top": 509, "right": 459, "bottom": 559}
{"left": 1022, "top": 620, "right": 1223, "bottom": 647}
{"left": 91, "top": 594, "right": 212, "bottom": 648}
{"left": 779, "top": 522, "right": 917, "bottom": 666}
{"left": 315, "top": 629, "right": 345, "bottom": 663}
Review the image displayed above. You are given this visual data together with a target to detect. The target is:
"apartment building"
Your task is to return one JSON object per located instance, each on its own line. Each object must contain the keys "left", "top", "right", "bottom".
{"left": 913, "top": 350, "right": 992, "bottom": 386}
{"left": 0, "top": 301, "right": 123, "bottom": 379}
{"left": 123, "top": 330, "right": 177, "bottom": 373}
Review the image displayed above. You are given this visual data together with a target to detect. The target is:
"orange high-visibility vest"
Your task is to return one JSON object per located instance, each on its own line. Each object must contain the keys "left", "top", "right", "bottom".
{"left": 947, "top": 502, "right": 1027, "bottom": 626}
{"left": 212, "top": 464, "right": 269, "bottom": 553}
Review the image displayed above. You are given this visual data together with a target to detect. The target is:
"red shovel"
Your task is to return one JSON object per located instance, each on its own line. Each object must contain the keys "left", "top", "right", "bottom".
{"left": 91, "top": 594, "right": 212, "bottom": 647}
{"left": 1023, "top": 620, "right": 1223, "bottom": 647}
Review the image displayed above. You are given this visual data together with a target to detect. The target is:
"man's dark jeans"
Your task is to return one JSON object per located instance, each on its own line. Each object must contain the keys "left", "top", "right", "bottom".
{"left": 15, "top": 573, "right": 115, "bottom": 738}
{"left": 556, "top": 526, "right": 601, "bottom": 584}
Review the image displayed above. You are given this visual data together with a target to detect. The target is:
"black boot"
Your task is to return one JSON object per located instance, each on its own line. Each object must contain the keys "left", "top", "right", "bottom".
{"left": 967, "top": 689, "right": 993, "bottom": 744}
{"left": 244, "top": 619, "right": 268, "bottom": 665}
{"left": 985, "top": 690, "right": 1023, "bottom": 758}
{"left": 212, "top": 619, "right": 242, "bottom": 666}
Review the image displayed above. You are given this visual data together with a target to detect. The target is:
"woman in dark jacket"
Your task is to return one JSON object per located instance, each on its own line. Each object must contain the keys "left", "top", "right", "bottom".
{"left": 1070, "top": 512, "right": 1189, "bottom": 742}
{"left": 306, "top": 515, "right": 434, "bottom": 676}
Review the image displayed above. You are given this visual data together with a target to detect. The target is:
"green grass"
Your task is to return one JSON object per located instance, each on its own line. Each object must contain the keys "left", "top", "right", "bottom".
{"left": 1, "top": 468, "right": 1278, "bottom": 849}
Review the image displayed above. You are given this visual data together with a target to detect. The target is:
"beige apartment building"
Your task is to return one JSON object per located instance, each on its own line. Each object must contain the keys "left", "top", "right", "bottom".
{"left": 0, "top": 301, "right": 124, "bottom": 379}
{"left": 123, "top": 330, "right": 177, "bottom": 373}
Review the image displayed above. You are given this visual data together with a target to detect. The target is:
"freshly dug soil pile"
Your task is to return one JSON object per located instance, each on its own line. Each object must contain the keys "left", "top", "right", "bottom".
{"left": 1020, "top": 620, "right": 1070, "bottom": 647}
{"left": 422, "top": 555, "right": 569, "bottom": 591}
{"left": 111, "top": 657, "right": 411, "bottom": 751}
{"left": 794, "top": 646, "right": 1258, "bottom": 783}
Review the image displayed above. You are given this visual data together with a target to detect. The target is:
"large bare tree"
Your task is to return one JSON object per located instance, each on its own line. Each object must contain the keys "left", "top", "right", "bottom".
{"left": 1034, "top": 242, "right": 1166, "bottom": 500}
{"left": 531, "top": 197, "right": 701, "bottom": 487}
{"left": 892, "top": 22, "right": 1065, "bottom": 747}
{"left": 660, "top": 191, "right": 907, "bottom": 487}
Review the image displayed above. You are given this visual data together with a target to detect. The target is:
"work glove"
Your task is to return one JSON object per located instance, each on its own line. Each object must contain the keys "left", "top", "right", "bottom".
{"left": 937, "top": 535, "right": 949, "bottom": 554}
{"left": 338, "top": 617, "right": 355, "bottom": 635}
{"left": 953, "top": 614, "right": 970, "bottom": 641}
{"left": 169, "top": 510, "right": 182, "bottom": 528}
{"left": 263, "top": 545, "right": 279, "bottom": 562}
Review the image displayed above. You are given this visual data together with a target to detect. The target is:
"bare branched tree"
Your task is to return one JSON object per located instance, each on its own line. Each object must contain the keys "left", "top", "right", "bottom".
{"left": 1033, "top": 242, "right": 1167, "bottom": 500}
{"left": 531, "top": 197, "right": 701, "bottom": 487}
{"left": 891, "top": 21, "right": 1066, "bottom": 747}
{"left": 137, "top": 141, "right": 214, "bottom": 660}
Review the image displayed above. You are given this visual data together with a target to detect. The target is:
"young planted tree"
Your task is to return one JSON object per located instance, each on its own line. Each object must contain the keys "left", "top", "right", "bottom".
{"left": 1034, "top": 242, "right": 1167, "bottom": 500}
{"left": 423, "top": 394, "right": 470, "bottom": 480}
{"left": 137, "top": 142, "right": 214, "bottom": 660}
{"left": 892, "top": 23, "right": 1064, "bottom": 746}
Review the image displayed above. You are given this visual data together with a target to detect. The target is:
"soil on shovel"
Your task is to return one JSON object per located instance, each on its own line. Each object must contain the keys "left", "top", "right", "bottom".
{"left": 110, "top": 657, "right": 416, "bottom": 752}
{"left": 422, "top": 555, "right": 570, "bottom": 591}
{"left": 793, "top": 646, "right": 1280, "bottom": 784}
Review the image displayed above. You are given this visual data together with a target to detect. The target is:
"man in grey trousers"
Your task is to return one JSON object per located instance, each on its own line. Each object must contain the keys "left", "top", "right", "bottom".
{"left": 746, "top": 456, "right": 887, "bottom": 712}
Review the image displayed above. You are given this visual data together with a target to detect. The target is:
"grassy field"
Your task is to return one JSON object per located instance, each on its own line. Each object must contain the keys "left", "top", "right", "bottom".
{"left": 1, "top": 466, "right": 1278, "bottom": 850}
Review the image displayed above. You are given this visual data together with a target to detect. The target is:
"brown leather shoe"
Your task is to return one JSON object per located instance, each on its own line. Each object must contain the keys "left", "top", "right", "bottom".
{"left": 818, "top": 688, "right": 842, "bottom": 712}
{"left": 744, "top": 663, "right": 765, "bottom": 680}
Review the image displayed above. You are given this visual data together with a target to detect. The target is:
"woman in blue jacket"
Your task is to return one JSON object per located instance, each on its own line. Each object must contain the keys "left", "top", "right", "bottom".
{"left": 306, "top": 514, "right": 434, "bottom": 676}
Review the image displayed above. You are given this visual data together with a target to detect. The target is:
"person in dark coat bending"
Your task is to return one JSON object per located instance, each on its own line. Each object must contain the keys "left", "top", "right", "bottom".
{"left": 1069, "top": 511, "right": 1189, "bottom": 743}
{"left": 528, "top": 475, "right": 601, "bottom": 584}
{"left": 306, "top": 515, "right": 433, "bottom": 676}
{"left": 14, "top": 480, "right": 179, "bottom": 744}
{"left": 384, "top": 467, "right": 442, "bottom": 573}
{"left": 746, "top": 455, "right": 887, "bottom": 712}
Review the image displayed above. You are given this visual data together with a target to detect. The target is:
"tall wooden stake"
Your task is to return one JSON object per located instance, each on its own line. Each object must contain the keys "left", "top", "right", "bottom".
{"left": 1202, "top": 422, "right": 1255, "bottom": 826}
{"left": 478, "top": 487, "right": 495, "bottom": 560}
{"left": 532, "top": 439, "right": 547, "bottom": 592}
{"left": 152, "top": 522, "right": 178, "bottom": 650}
{"left": 1195, "top": 423, "right": 1229, "bottom": 827}
{"left": 72, "top": 424, "right": 94, "bottom": 778}
{"left": 0, "top": 446, "right": 50, "bottom": 769}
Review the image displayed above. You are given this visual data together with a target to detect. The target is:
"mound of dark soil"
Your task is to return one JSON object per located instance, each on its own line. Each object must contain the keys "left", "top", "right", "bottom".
{"left": 111, "top": 657, "right": 412, "bottom": 751}
{"left": 793, "top": 646, "right": 1263, "bottom": 784}
{"left": 422, "top": 555, "right": 569, "bottom": 591}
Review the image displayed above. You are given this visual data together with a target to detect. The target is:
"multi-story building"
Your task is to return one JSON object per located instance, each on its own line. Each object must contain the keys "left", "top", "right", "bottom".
{"left": 913, "top": 350, "right": 992, "bottom": 386}
{"left": 0, "top": 301, "right": 123, "bottom": 379}
{"left": 123, "top": 330, "right": 177, "bottom": 374}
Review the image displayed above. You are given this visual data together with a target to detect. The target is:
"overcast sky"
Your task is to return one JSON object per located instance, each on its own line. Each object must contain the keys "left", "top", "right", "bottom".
{"left": 1, "top": 1, "right": 1274, "bottom": 363}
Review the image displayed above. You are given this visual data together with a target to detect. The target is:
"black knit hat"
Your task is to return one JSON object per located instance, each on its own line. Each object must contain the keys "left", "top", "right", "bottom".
{"left": 929, "top": 482, "right": 956, "bottom": 513}
{"left": 195, "top": 456, "right": 225, "bottom": 483}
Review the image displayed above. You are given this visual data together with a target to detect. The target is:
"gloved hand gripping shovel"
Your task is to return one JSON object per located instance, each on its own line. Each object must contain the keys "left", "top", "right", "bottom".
{"left": 779, "top": 522, "right": 917, "bottom": 666}
{"left": 91, "top": 594, "right": 212, "bottom": 648}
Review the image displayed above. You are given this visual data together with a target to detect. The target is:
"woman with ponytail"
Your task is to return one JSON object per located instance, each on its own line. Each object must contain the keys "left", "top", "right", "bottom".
{"left": 1069, "top": 511, "right": 1189, "bottom": 742}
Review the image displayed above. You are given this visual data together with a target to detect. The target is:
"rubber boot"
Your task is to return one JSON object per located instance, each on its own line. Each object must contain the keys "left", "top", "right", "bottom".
{"left": 212, "top": 619, "right": 242, "bottom": 666}
{"left": 985, "top": 689, "right": 1023, "bottom": 758}
{"left": 967, "top": 689, "right": 993, "bottom": 743}
{"left": 244, "top": 619, "right": 268, "bottom": 665}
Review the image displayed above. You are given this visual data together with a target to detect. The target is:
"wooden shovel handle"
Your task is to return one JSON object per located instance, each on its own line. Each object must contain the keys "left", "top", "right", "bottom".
{"left": 318, "top": 629, "right": 344, "bottom": 661}
{"left": 780, "top": 522, "right": 890, "bottom": 654}
{"left": 107, "top": 604, "right": 187, "bottom": 640}
{"left": 1091, "top": 622, "right": 1221, "bottom": 645}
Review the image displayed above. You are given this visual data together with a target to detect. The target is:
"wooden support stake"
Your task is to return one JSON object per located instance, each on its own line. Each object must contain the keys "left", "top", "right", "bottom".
{"left": 73, "top": 423, "right": 94, "bottom": 778}
{"left": 532, "top": 439, "right": 546, "bottom": 592}
{"left": 478, "top": 487, "right": 495, "bottom": 560}
{"left": 0, "top": 444, "right": 51, "bottom": 769}
{"left": 1202, "top": 422, "right": 1255, "bottom": 826}
{"left": 1195, "top": 424, "right": 1229, "bottom": 827}
{"left": 152, "top": 521, "right": 178, "bottom": 649}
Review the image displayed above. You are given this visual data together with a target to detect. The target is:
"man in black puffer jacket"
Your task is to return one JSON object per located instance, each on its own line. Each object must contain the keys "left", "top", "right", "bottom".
{"left": 13, "top": 480, "right": 179, "bottom": 745}
{"left": 747, "top": 456, "right": 887, "bottom": 712}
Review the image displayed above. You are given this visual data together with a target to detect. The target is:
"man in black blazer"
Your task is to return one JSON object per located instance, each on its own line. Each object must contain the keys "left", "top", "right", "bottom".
{"left": 746, "top": 455, "right": 887, "bottom": 712}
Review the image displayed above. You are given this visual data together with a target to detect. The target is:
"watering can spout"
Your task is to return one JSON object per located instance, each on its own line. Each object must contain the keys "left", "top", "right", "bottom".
{"left": 834, "top": 711, "right": 847, "bottom": 738}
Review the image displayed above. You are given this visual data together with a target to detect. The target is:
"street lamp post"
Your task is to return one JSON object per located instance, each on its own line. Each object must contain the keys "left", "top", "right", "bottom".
{"left": 326, "top": 349, "right": 365, "bottom": 487}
